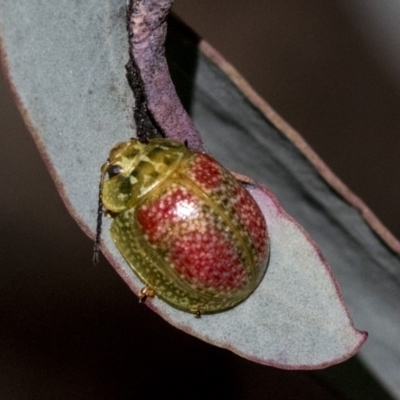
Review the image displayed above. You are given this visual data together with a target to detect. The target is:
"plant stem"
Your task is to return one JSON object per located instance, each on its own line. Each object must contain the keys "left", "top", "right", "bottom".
{"left": 127, "top": 0, "right": 205, "bottom": 151}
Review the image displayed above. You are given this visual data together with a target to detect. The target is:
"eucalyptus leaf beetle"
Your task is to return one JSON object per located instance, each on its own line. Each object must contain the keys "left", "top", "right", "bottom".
{"left": 100, "top": 138, "right": 269, "bottom": 315}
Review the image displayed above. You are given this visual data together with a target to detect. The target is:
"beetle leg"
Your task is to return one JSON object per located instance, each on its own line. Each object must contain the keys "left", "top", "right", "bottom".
{"left": 138, "top": 286, "right": 155, "bottom": 303}
{"left": 104, "top": 210, "right": 113, "bottom": 218}
{"left": 194, "top": 310, "right": 202, "bottom": 319}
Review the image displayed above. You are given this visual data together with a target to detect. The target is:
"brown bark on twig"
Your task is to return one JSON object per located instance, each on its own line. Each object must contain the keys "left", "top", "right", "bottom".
{"left": 127, "top": 0, "right": 205, "bottom": 151}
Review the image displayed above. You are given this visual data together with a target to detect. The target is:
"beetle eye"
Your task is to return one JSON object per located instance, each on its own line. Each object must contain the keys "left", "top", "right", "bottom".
{"left": 107, "top": 164, "right": 122, "bottom": 178}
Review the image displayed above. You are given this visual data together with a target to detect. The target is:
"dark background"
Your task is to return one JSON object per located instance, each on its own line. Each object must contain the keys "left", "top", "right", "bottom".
{"left": 0, "top": 1, "right": 398, "bottom": 399}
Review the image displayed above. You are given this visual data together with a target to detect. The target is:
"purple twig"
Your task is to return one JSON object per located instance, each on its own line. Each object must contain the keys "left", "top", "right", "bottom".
{"left": 127, "top": 0, "right": 205, "bottom": 152}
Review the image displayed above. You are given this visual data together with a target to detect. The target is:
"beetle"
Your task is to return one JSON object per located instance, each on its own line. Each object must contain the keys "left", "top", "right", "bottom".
{"left": 99, "top": 138, "right": 269, "bottom": 315}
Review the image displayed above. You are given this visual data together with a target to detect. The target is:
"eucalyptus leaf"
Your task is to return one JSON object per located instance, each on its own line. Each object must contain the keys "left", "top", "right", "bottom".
{"left": 0, "top": 0, "right": 398, "bottom": 391}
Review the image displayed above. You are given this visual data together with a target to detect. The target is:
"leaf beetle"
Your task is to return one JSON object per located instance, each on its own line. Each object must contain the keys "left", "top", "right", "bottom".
{"left": 99, "top": 138, "right": 269, "bottom": 315}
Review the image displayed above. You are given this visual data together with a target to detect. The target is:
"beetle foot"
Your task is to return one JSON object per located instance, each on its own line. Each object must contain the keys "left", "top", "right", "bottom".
{"left": 194, "top": 310, "right": 202, "bottom": 319}
{"left": 138, "top": 286, "right": 155, "bottom": 303}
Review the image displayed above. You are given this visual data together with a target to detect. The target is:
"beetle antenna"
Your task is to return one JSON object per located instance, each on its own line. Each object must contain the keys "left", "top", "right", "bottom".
{"left": 92, "top": 167, "right": 105, "bottom": 265}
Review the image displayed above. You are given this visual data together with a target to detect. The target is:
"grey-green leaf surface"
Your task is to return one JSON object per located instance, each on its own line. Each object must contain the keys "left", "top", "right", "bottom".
{"left": 0, "top": 0, "right": 399, "bottom": 396}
